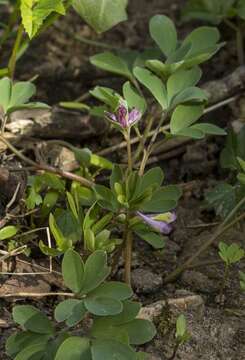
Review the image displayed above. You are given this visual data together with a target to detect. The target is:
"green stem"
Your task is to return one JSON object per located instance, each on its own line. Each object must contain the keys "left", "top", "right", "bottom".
{"left": 133, "top": 115, "right": 154, "bottom": 163}
{"left": 8, "top": 23, "right": 24, "bottom": 79}
{"left": 124, "top": 224, "right": 133, "bottom": 285}
{"left": 125, "top": 129, "right": 133, "bottom": 172}
{"left": 164, "top": 200, "right": 245, "bottom": 284}
{"left": 138, "top": 111, "right": 168, "bottom": 175}
{"left": 168, "top": 342, "right": 180, "bottom": 360}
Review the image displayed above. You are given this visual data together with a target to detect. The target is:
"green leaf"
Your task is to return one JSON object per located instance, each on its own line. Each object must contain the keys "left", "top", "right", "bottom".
{"left": 0, "top": 225, "right": 18, "bottom": 240}
{"left": 119, "top": 319, "right": 156, "bottom": 345}
{"left": 123, "top": 81, "right": 147, "bottom": 114}
{"left": 220, "top": 127, "right": 245, "bottom": 171}
{"left": 176, "top": 126, "right": 204, "bottom": 139}
{"left": 89, "top": 281, "right": 133, "bottom": 300}
{"left": 9, "top": 81, "right": 36, "bottom": 108}
{"left": 90, "top": 86, "right": 120, "bottom": 109}
{"left": 176, "top": 314, "right": 187, "bottom": 338}
{"left": 41, "top": 190, "right": 59, "bottom": 218}
{"left": 170, "top": 104, "right": 204, "bottom": 134}
{"left": 73, "top": 0, "right": 128, "bottom": 33}
{"left": 39, "top": 240, "right": 62, "bottom": 257}
{"left": 91, "top": 339, "right": 136, "bottom": 360}
{"left": 62, "top": 249, "right": 84, "bottom": 293}
{"left": 135, "top": 230, "right": 166, "bottom": 249}
{"left": 90, "top": 52, "right": 133, "bottom": 80}
{"left": 167, "top": 67, "right": 202, "bottom": 103}
{"left": 6, "top": 332, "right": 50, "bottom": 358}
{"left": 183, "top": 26, "right": 220, "bottom": 58}
{"left": 205, "top": 183, "right": 236, "bottom": 218}
{"left": 149, "top": 15, "right": 177, "bottom": 57}
{"left": 141, "top": 185, "right": 182, "bottom": 213}
{"left": 21, "top": 0, "right": 66, "bottom": 39}
{"left": 191, "top": 123, "right": 226, "bottom": 136}
{"left": 14, "top": 343, "right": 46, "bottom": 360}
{"left": 91, "top": 301, "right": 141, "bottom": 332}
{"left": 49, "top": 213, "right": 70, "bottom": 251}
{"left": 55, "top": 299, "right": 86, "bottom": 326}
{"left": 133, "top": 67, "right": 167, "bottom": 110}
{"left": 84, "top": 296, "right": 123, "bottom": 316}
{"left": 13, "top": 305, "right": 54, "bottom": 334}
{"left": 140, "top": 167, "right": 164, "bottom": 193}
{"left": 170, "top": 86, "right": 208, "bottom": 108}
{"left": 55, "top": 337, "right": 92, "bottom": 360}
{"left": 80, "top": 250, "right": 110, "bottom": 294}
{"left": 94, "top": 184, "right": 118, "bottom": 211}
{"left": 56, "top": 209, "right": 82, "bottom": 245}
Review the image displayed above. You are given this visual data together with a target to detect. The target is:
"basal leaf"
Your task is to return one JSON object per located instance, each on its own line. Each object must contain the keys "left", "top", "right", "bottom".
{"left": 13, "top": 306, "right": 54, "bottom": 335}
{"left": 62, "top": 249, "right": 84, "bottom": 293}
{"left": 91, "top": 339, "right": 136, "bottom": 360}
{"left": 55, "top": 337, "right": 92, "bottom": 360}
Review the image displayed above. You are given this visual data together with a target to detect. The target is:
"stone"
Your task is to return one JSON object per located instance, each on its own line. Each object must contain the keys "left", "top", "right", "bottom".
{"left": 131, "top": 268, "right": 163, "bottom": 294}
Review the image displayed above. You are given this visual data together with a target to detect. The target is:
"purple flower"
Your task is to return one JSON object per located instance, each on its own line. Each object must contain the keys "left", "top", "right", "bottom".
{"left": 105, "top": 100, "right": 142, "bottom": 129}
{"left": 136, "top": 211, "right": 177, "bottom": 235}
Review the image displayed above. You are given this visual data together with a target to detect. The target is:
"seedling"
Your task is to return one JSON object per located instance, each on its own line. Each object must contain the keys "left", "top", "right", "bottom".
{"left": 218, "top": 241, "right": 245, "bottom": 302}
{"left": 169, "top": 314, "right": 191, "bottom": 360}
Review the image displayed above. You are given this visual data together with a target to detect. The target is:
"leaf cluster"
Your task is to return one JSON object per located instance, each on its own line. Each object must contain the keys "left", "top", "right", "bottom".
{"left": 6, "top": 249, "right": 155, "bottom": 360}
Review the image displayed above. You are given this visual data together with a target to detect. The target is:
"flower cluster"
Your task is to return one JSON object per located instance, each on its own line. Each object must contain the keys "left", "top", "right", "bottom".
{"left": 105, "top": 99, "right": 142, "bottom": 129}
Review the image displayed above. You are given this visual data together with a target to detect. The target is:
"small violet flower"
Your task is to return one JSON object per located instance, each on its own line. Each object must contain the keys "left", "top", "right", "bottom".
{"left": 105, "top": 100, "right": 142, "bottom": 129}
{"left": 137, "top": 211, "right": 177, "bottom": 235}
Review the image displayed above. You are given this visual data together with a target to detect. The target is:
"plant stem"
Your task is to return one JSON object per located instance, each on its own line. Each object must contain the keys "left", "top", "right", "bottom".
{"left": 125, "top": 129, "right": 133, "bottom": 172}
{"left": 124, "top": 225, "right": 133, "bottom": 285}
{"left": 0, "top": 134, "right": 93, "bottom": 188}
{"left": 164, "top": 199, "right": 245, "bottom": 284}
{"left": 219, "top": 264, "right": 230, "bottom": 304}
{"left": 168, "top": 343, "right": 180, "bottom": 360}
{"left": 139, "top": 111, "right": 168, "bottom": 175}
{"left": 1, "top": 114, "right": 8, "bottom": 134}
{"left": 8, "top": 23, "right": 24, "bottom": 79}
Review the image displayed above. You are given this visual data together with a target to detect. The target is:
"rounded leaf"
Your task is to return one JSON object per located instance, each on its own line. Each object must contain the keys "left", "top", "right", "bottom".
{"left": 62, "top": 249, "right": 84, "bottom": 293}
{"left": 91, "top": 339, "right": 136, "bottom": 360}
{"left": 13, "top": 306, "right": 54, "bottom": 335}
{"left": 84, "top": 296, "right": 123, "bottom": 316}
{"left": 55, "top": 337, "right": 92, "bottom": 360}
{"left": 80, "top": 250, "right": 110, "bottom": 294}
{"left": 149, "top": 15, "right": 177, "bottom": 57}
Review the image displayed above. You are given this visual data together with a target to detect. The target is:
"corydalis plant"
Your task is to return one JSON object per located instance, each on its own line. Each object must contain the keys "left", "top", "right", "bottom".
{"left": 88, "top": 14, "right": 226, "bottom": 284}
